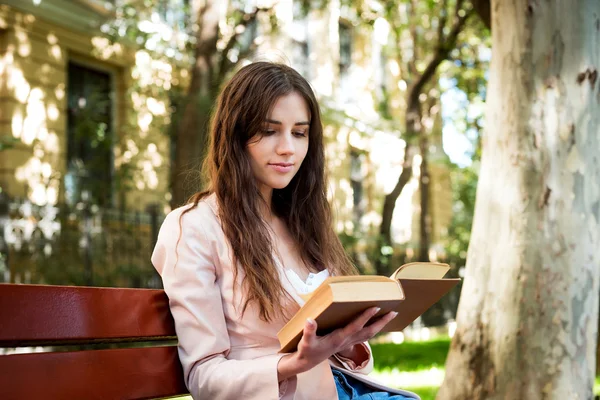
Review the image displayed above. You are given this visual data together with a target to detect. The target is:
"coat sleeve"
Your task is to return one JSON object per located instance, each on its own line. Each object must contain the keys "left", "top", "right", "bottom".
{"left": 151, "top": 207, "right": 289, "bottom": 400}
{"left": 332, "top": 342, "right": 374, "bottom": 375}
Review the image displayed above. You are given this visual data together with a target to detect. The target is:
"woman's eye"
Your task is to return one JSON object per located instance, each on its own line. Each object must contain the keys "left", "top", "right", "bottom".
{"left": 262, "top": 129, "right": 276, "bottom": 136}
{"left": 293, "top": 131, "right": 307, "bottom": 137}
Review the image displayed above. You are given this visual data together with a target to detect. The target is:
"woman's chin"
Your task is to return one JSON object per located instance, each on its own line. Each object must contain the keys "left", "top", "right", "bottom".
{"left": 268, "top": 179, "right": 293, "bottom": 190}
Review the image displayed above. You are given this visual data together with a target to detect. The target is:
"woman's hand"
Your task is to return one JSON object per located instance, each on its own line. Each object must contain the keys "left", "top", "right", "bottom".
{"left": 277, "top": 307, "right": 397, "bottom": 381}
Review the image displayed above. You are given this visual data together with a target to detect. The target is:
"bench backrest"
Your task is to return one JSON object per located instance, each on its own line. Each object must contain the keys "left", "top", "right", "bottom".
{"left": 0, "top": 283, "right": 188, "bottom": 399}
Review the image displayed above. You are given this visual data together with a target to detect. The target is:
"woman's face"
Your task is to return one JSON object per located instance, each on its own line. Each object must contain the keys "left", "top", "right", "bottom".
{"left": 247, "top": 91, "right": 310, "bottom": 199}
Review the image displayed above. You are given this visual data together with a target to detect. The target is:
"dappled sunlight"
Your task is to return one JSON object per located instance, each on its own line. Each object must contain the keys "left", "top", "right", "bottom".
{"left": 146, "top": 97, "right": 167, "bottom": 115}
{"left": 15, "top": 156, "right": 60, "bottom": 205}
{"left": 338, "top": 179, "right": 354, "bottom": 214}
{"left": 313, "top": 64, "right": 334, "bottom": 96}
{"left": 1, "top": 18, "right": 64, "bottom": 205}
{"left": 115, "top": 139, "right": 140, "bottom": 167}
{"left": 373, "top": 17, "right": 389, "bottom": 46}
{"left": 389, "top": 59, "right": 400, "bottom": 77}
{"left": 125, "top": 50, "right": 173, "bottom": 191}
{"left": 133, "top": 50, "right": 174, "bottom": 90}
{"left": 90, "top": 36, "right": 123, "bottom": 60}
{"left": 19, "top": 88, "right": 47, "bottom": 145}
{"left": 135, "top": 143, "right": 163, "bottom": 190}
{"left": 46, "top": 102, "right": 59, "bottom": 121}
{"left": 137, "top": 111, "right": 153, "bottom": 135}
{"left": 54, "top": 83, "right": 65, "bottom": 101}
{"left": 15, "top": 29, "right": 31, "bottom": 57}
{"left": 6, "top": 60, "right": 31, "bottom": 103}
{"left": 348, "top": 130, "right": 366, "bottom": 149}
{"left": 47, "top": 33, "right": 62, "bottom": 62}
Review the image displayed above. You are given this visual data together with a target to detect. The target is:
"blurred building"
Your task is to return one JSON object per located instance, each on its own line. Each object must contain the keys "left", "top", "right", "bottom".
{"left": 0, "top": 0, "right": 180, "bottom": 286}
{"left": 0, "top": 0, "right": 175, "bottom": 211}
{"left": 0, "top": 0, "right": 452, "bottom": 277}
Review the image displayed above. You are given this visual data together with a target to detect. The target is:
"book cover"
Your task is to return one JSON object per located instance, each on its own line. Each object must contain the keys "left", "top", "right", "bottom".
{"left": 277, "top": 262, "right": 460, "bottom": 353}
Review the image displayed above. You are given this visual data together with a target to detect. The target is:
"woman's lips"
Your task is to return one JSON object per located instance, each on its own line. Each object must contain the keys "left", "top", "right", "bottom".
{"left": 269, "top": 163, "right": 293, "bottom": 173}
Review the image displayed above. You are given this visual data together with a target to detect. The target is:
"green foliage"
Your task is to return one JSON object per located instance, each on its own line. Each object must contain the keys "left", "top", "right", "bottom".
{"left": 371, "top": 338, "right": 451, "bottom": 372}
{"left": 0, "top": 136, "right": 19, "bottom": 152}
{"left": 443, "top": 162, "right": 479, "bottom": 270}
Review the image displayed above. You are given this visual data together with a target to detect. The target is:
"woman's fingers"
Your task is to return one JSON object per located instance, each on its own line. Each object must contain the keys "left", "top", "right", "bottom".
{"left": 298, "top": 310, "right": 399, "bottom": 361}
{"left": 341, "top": 306, "right": 382, "bottom": 336}
{"left": 301, "top": 318, "right": 318, "bottom": 343}
{"left": 367, "top": 311, "right": 398, "bottom": 333}
{"left": 341, "top": 309, "right": 398, "bottom": 344}
{"left": 328, "top": 307, "right": 381, "bottom": 346}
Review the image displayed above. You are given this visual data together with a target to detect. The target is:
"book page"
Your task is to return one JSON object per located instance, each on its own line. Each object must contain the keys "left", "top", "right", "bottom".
{"left": 299, "top": 275, "right": 393, "bottom": 302}
{"left": 390, "top": 262, "right": 450, "bottom": 280}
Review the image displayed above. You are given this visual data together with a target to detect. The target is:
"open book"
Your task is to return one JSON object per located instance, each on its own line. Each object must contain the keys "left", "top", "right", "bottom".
{"left": 277, "top": 262, "right": 460, "bottom": 353}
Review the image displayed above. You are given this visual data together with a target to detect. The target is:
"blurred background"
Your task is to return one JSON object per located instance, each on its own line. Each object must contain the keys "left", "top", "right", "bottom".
{"left": 0, "top": 0, "right": 488, "bottom": 293}
{"left": 0, "top": 0, "right": 490, "bottom": 397}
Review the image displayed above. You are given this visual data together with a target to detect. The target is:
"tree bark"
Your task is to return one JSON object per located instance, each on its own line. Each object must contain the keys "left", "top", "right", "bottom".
{"left": 437, "top": 1, "right": 600, "bottom": 398}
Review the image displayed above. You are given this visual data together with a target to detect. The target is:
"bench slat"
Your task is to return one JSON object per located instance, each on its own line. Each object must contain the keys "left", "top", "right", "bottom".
{"left": 0, "top": 346, "right": 188, "bottom": 399}
{"left": 0, "top": 283, "right": 176, "bottom": 346}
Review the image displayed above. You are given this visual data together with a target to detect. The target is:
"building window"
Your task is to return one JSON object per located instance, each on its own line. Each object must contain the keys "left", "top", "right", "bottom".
{"left": 339, "top": 22, "right": 352, "bottom": 75}
{"left": 66, "top": 62, "right": 114, "bottom": 206}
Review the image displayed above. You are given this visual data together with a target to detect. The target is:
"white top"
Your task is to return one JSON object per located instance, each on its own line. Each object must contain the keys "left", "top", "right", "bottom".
{"left": 284, "top": 269, "right": 330, "bottom": 305}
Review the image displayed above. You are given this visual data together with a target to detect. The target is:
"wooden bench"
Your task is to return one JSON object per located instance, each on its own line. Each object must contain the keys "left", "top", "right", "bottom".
{"left": 0, "top": 283, "right": 188, "bottom": 399}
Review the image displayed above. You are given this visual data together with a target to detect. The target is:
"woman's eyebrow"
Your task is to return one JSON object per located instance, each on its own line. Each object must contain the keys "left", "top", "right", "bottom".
{"left": 266, "top": 119, "right": 310, "bottom": 126}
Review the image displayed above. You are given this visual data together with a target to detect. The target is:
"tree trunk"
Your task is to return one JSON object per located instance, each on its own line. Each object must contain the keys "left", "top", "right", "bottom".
{"left": 376, "top": 145, "right": 414, "bottom": 275}
{"left": 418, "top": 131, "right": 430, "bottom": 262}
{"left": 437, "top": 1, "right": 600, "bottom": 398}
{"left": 170, "top": 91, "right": 213, "bottom": 208}
{"left": 170, "top": 0, "right": 219, "bottom": 208}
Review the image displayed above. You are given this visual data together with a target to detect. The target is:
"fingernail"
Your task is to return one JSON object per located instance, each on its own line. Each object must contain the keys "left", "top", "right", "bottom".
{"left": 391, "top": 312, "right": 398, "bottom": 318}
{"left": 374, "top": 307, "right": 381, "bottom": 313}
{"left": 306, "top": 318, "right": 315, "bottom": 327}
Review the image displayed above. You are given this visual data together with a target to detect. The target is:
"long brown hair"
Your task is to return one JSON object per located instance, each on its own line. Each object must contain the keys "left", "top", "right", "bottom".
{"left": 180, "top": 62, "right": 356, "bottom": 321}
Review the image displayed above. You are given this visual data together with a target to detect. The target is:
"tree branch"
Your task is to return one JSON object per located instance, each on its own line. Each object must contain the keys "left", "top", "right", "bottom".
{"left": 437, "top": 0, "right": 449, "bottom": 46}
{"left": 408, "top": 6, "right": 473, "bottom": 108}
{"left": 471, "top": 0, "right": 491, "bottom": 30}
{"left": 408, "top": 0, "right": 419, "bottom": 77}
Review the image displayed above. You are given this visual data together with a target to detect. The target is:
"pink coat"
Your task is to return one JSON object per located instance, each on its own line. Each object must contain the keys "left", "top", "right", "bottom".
{"left": 151, "top": 194, "right": 419, "bottom": 400}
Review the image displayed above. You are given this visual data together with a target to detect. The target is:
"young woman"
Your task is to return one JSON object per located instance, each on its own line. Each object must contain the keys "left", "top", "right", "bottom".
{"left": 152, "top": 62, "right": 419, "bottom": 400}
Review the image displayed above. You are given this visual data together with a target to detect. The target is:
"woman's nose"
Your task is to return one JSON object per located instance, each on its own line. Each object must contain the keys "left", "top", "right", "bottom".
{"left": 276, "top": 132, "right": 295, "bottom": 155}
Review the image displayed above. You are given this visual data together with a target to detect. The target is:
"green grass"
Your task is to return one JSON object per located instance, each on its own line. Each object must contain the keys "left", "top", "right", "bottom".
{"left": 402, "top": 386, "right": 438, "bottom": 400}
{"left": 372, "top": 338, "right": 451, "bottom": 372}
{"left": 370, "top": 338, "right": 451, "bottom": 400}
